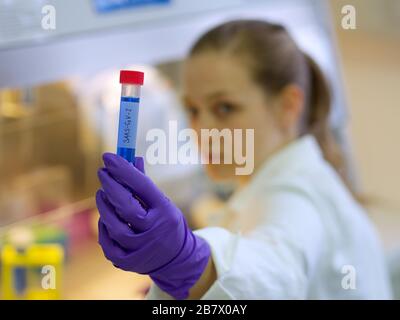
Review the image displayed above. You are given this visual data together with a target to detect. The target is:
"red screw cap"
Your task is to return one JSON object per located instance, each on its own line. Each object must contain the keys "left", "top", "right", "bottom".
{"left": 120, "top": 70, "right": 144, "bottom": 85}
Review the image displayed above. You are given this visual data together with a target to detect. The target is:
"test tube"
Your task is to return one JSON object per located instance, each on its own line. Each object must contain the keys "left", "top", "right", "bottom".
{"left": 117, "top": 70, "right": 144, "bottom": 163}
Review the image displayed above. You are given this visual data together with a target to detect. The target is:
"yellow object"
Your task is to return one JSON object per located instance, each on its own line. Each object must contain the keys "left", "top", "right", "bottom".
{"left": 1, "top": 244, "right": 64, "bottom": 300}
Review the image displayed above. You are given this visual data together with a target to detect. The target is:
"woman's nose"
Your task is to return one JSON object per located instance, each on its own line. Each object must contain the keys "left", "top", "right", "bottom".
{"left": 196, "top": 112, "right": 220, "bottom": 131}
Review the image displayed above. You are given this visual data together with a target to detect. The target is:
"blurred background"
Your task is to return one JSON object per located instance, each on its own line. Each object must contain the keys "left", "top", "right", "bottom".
{"left": 0, "top": 0, "right": 399, "bottom": 299}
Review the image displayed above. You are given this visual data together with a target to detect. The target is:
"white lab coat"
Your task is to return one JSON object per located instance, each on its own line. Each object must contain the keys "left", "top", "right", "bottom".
{"left": 146, "top": 135, "right": 392, "bottom": 299}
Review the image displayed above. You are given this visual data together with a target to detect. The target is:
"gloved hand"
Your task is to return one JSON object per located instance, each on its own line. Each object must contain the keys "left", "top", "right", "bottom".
{"left": 96, "top": 153, "right": 211, "bottom": 299}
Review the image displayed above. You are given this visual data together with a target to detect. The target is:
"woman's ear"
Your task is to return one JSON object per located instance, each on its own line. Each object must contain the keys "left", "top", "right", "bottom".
{"left": 276, "top": 84, "right": 305, "bottom": 134}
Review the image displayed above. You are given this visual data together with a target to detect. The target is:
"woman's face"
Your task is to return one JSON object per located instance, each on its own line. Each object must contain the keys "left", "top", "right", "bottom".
{"left": 183, "top": 51, "right": 294, "bottom": 183}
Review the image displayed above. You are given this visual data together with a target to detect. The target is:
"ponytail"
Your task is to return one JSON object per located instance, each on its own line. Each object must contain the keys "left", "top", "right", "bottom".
{"left": 304, "top": 54, "right": 355, "bottom": 195}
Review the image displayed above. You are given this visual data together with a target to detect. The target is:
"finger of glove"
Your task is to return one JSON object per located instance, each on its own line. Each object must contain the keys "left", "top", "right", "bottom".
{"left": 98, "top": 219, "right": 128, "bottom": 264}
{"left": 134, "top": 156, "right": 145, "bottom": 174}
{"left": 96, "top": 189, "right": 150, "bottom": 249}
{"left": 97, "top": 169, "right": 152, "bottom": 231}
{"left": 102, "top": 153, "right": 166, "bottom": 208}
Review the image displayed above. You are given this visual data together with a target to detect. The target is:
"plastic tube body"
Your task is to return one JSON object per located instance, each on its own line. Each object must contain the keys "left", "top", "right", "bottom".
{"left": 117, "top": 84, "right": 141, "bottom": 163}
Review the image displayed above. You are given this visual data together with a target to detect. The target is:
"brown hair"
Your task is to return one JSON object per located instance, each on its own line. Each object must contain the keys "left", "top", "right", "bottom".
{"left": 189, "top": 20, "right": 353, "bottom": 192}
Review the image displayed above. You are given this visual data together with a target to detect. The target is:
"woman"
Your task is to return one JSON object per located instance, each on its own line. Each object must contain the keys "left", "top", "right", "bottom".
{"left": 96, "top": 20, "right": 391, "bottom": 299}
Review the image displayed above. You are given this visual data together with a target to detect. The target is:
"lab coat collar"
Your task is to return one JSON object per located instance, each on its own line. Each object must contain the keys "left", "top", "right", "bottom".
{"left": 228, "top": 134, "right": 323, "bottom": 213}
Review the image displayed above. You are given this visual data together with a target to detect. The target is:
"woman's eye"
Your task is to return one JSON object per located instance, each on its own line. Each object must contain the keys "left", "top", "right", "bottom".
{"left": 185, "top": 106, "right": 199, "bottom": 118}
{"left": 214, "top": 103, "right": 235, "bottom": 118}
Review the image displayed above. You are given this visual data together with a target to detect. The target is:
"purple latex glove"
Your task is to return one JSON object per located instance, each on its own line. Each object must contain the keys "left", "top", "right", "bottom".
{"left": 96, "top": 153, "right": 210, "bottom": 300}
